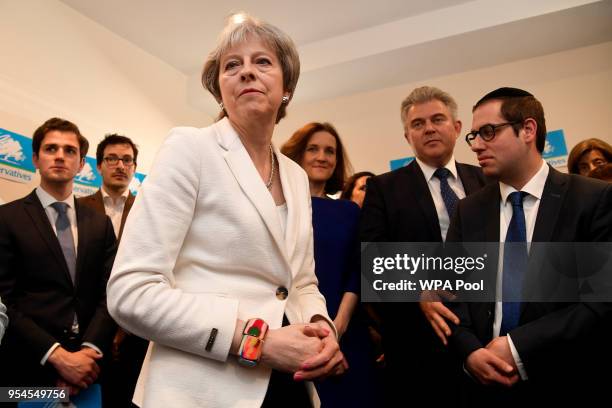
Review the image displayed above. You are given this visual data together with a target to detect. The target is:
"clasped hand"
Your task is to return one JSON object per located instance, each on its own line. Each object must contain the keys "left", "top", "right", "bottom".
{"left": 261, "top": 322, "right": 347, "bottom": 381}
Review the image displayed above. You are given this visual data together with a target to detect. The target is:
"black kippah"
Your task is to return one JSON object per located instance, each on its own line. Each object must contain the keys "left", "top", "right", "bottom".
{"left": 475, "top": 87, "right": 534, "bottom": 107}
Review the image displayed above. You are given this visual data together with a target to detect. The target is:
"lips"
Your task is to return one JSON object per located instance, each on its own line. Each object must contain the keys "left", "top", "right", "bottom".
{"left": 477, "top": 156, "right": 494, "bottom": 165}
{"left": 239, "top": 88, "right": 262, "bottom": 96}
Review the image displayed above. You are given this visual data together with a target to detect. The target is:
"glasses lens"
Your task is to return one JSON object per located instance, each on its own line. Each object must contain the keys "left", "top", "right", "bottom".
{"left": 121, "top": 157, "right": 134, "bottom": 165}
{"left": 480, "top": 125, "right": 495, "bottom": 141}
{"left": 105, "top": 156, "right": 118, "bottom": 165}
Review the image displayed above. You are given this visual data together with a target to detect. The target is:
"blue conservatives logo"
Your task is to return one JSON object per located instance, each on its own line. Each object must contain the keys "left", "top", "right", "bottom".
{"left": 129, "top": 172, "right": 146, "bottom": 195}
{"left": 390, "top": 156, "right": 415, "bottom": 171}
{"left": 543, "top": 129, "right": 568, "bottom": 159}
{"left": 74, "top": 156, "right": 102, "bottom": 187}
{"left": 0, "top": 129, "right": 35, "bottom": 172}
{"left": 542, "top": 129, "right": 569, "bottom": 168}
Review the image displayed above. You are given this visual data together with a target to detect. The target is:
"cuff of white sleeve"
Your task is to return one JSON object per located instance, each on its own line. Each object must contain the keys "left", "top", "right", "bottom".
{"left": 81, "top": 342, "right": 103, "bottom": 357}
{"left": 507, "top": 334, "right": 528, "bottom": 381}
{"left": 41, "top": 342, "right": 61, "bottom": 365}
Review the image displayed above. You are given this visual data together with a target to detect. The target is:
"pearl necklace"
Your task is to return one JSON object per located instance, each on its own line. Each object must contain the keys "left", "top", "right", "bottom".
{"left": 266, "top": 144, "right": 275, "bottom": 191}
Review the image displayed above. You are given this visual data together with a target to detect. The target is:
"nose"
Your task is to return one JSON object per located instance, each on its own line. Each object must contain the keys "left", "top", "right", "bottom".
{"left": 54, "top": 148, "right": 66, "bottom": 160}
{"left": 589, "top": 162, "right": 599, "bottom": 172}
{"left": 424, "top": 119, "right": 435, "bottom": 134}
{"left": 240, "top": 60, "right": 256, "bottom": 81}
{"left": 116, "top": 159, "right": 125, "bottom": 169}
{"left": 470, "top": 135, "right": 485, "bottom": 153}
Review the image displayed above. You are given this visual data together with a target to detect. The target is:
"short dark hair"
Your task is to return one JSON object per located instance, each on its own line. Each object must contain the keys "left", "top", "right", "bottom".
{"left": 281, "top": 122, "right": 352, "bottom": 195}
{"left": 96, "top": 134, "right": 139, "bottom": 166}
{"left": 32, "top": 117, "right": 89, "bottom": 159}
{"left": 340, "top": 171, "right": 375, "bottom": 200}
{"left": 473, "top": 87, "right": 547, "bottom": 153}
{"left": 567, "top": 138, "right": 612, "bottom": 175}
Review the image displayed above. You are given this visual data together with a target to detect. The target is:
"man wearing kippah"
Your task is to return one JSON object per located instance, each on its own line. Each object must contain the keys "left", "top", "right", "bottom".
{"left": 446, "top": 88, "right": 612, "bottom": 406}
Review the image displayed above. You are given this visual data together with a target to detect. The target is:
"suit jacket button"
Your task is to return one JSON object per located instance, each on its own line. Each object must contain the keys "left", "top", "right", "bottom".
{"left": 276, "top": 286, "right": 288, "bottom": 300}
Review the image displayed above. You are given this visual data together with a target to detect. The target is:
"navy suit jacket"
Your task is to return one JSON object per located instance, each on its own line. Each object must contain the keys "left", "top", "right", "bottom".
{"left": 0, "top": 190, "right": 117, "bottom": 385}
{"left": 446, "top": 166, "right": 612, "bottom": 402}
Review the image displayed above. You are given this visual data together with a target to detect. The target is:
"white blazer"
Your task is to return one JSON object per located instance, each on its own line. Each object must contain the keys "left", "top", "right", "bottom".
{"left": 107, "top": 118, "right": 333, "bottom": 407}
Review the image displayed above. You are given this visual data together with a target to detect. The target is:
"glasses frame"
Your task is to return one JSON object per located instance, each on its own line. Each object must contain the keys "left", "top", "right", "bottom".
{"left": 103, "top": 156, "right": 135, "bottom": 166}
{"left": 465, "top": 121, "right": 522, "bottom": 146}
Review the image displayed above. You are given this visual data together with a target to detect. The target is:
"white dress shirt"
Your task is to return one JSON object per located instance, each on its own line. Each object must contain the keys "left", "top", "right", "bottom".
{"left": 0, "top": 296, "right": 7, "bottom": 345}
{"left": 494, "top": 159, "right": 549, "bottom": 381}
{"left": 35, "top": 186, "right": 102, "bottom": 364}
{"left": 101, "top": 186, "right": 129, "bottom": 236}
{"left": 415, "top": 156, "right": 467, "bottom": 241}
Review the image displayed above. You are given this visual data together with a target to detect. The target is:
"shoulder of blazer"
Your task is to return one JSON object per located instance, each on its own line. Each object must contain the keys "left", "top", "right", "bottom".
{"left": 371, "top": 160, "right": 421, "bottom": 190}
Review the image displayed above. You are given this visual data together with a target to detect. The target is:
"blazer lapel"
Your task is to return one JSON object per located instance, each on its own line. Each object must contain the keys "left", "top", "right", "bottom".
{"left": 74, "top": 199, "right": 88, "bottom": 288}
{"left": 276, "top": 150, "right": 301, "bottom": 263}
{"left": 91, "top": 190, "right": 106, "bottom": 214}
{"left": 406, "top": 162, "right": 442, "bottom": 241}
{"left": 532, "top": 167, "right": 566, "bottom": 242}
{"left": 23, "top": 190, "right": 73, "bottom": 285}
{"left": 215, "top": 119, "right": 288, "bottom": 261}
{"left": 118, "top": 192, "right": 135, "bottom": 239}
{"left": 456, "top": 163, "right": 483, "bottom": 196}
{"left": 484, "top": 184, "right": 501, "bottom": 242}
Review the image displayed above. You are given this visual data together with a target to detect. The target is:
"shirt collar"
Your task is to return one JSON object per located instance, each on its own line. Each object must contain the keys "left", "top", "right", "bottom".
{"left": 415, "top": 155, "right": 459, "bottom": 182}
{"left": 36, "top": 186, "right": 75, "bottom": 209}
{"left": 101, "top": 186, "right": 129, "bottom": 204}
{"left": 499, "top": 159, "right": 549, "bottom": 204}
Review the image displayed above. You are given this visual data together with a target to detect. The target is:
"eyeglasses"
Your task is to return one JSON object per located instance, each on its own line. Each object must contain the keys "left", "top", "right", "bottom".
{"left": 103, "top": 156, "right": 135, "bottom": 166}
{"left": 465, "top": 122, "right": 522, "bottom": 146}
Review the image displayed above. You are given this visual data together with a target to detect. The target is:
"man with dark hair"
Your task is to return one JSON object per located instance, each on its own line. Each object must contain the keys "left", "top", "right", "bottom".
{"left": 0, "top": 118, "right": 116, "bottom": 396}
{"left": 80, "top": 134, "right": 139, "bottom": 239}
{"left": 448, "top": 87, "right": 612, "bottom": 405}
{"left": 78, "top": 134, "right": 145, "bottom": 407}
{"left": 360, "top": 86, "right": 487, "bottom": 406}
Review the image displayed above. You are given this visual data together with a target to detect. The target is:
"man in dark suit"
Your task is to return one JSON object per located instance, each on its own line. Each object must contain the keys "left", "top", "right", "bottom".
{"left": 78, "top": 134, "right": 147, "bottom": 407}
{"left": 447, "top": 87, "right": 612, "bottom": 406}
{"left": 0, "top": 118, "right": 116, "bottom": 395}
{"left": 78, "top": 134, "right": 137, "bottom": 240}
{"left": 360, "top": 86, "right": 487, "bottom": 406}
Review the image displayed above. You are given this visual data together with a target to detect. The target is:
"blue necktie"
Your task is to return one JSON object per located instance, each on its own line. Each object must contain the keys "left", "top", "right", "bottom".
{"left": 51, "top": 202, "right": 76, "bottom": 284}
{"left": 434, "top": 167, "right": 459, "bottom": 217}
{"left": 500, "top": 191, "right": 528, "bottom": 336}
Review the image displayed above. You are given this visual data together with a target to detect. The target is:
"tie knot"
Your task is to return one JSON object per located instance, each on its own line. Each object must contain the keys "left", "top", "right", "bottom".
{"left": 434, "top": 167, "right": 451, "bottom": 181}
{"left": 51, "top": 202, "right": 69, "bottom": 215}
{"left": 508, "top": 191, "right": 528, "bottom": 207}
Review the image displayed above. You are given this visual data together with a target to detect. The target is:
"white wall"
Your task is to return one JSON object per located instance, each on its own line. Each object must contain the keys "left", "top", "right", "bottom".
{"left": 0, "top": 0, "right": 211, "bottom": 202}
{"left": 276, "top": 41, "right": 612, "bottom": 175}
{"left": 1, "top": 0, "right": 611, "bottom": 203}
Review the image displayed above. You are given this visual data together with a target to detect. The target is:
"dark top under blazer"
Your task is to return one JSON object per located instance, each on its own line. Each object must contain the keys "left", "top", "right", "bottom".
{"left": 446, "top": 166, "right": 612, "bottom": 393}
{"left": 0, "top": 190, "right": 117, "bottom": 385}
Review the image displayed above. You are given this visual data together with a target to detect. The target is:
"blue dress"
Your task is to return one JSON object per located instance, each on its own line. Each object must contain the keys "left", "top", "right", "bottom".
{"left": 311, "top": 197, "right": 381, "bottom": 407}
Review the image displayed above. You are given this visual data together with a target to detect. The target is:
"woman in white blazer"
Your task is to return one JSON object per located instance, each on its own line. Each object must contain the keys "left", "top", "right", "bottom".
{"left": 107, "top": 13, "right": 345, "bottom": 408}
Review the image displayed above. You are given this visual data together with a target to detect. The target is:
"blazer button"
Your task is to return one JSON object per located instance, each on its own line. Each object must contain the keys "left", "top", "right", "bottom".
{"left": 276, "top": 286, "right": 288, "bottom": 300}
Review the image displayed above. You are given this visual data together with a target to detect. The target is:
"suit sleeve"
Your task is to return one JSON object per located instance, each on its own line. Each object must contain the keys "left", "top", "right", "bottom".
{"left": 446, "top": 202, "right": 486, "bottom": 361}
{"left": 509, "top": 183, "right": 612, "bottom": 367}
{"left": 106, "top": 129, "right": 239, "bottom": 363}
{"left": 360, "top": 176, "right": 390, "bottom": 242}
{"left": 0, "top": 207, "right": 61, "bottom": 358}
{"left": 81, "top": 216, "right": 117, "bottom": 353}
